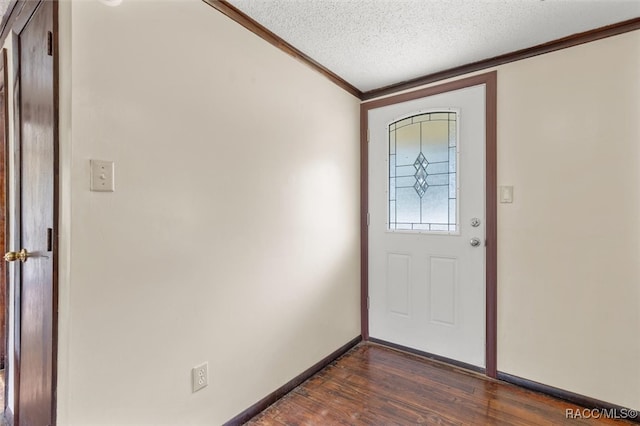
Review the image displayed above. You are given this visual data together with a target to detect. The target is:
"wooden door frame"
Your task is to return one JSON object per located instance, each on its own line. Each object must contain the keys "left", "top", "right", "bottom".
{"left": 360, "top": 71, "right": 498, "bottom": 377}
{"left": 0, "top": 0, "right": 58, "bottom": 423}
{"left": 0, "top": 46, "right": 9, "bottom": 413}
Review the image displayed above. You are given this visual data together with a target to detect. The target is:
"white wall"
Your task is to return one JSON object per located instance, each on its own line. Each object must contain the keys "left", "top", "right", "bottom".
{"left": 496, "top": 30, "right": 640, "bottom": 410}
{"left": 56, "top": 0, "right": 361, "bottom": 424}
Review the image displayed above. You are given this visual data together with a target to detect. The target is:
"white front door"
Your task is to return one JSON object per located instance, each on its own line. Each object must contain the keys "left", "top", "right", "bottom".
{"left": 368, "top": 84, "right": 486, "bottom": 368}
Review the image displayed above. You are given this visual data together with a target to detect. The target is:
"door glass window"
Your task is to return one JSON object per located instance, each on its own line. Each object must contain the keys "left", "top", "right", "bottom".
{"left": 388, "top": 111, "right": 458, "bottom": 233}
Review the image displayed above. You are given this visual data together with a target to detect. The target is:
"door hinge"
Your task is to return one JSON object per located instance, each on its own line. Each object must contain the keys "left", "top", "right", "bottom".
{"left": 47, "top": 31, "right": 53, "bottom": 56}
{"left": 47, "top": 228, "right": 53, "bottom": 252}
{"left": 367, "top": 296, "right": 370, "bottom": 310}
{"left": 366, "top": 212, "right": 370, "bottom": 226}
{"left": 367, "top": 128, "right": 370, "bottom": 143}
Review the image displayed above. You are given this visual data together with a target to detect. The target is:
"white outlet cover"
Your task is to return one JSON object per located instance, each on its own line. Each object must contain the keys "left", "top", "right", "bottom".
{"left": 90, "top": 160, "right": 115, "bottom": 192}
{"left": 192, "top": 362, "right": 208, "bottom": 393}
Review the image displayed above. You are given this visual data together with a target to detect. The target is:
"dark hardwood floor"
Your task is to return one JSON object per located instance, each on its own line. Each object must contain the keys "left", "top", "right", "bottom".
{"left": 247, "top": 344, "right": 632, "bottom": 425}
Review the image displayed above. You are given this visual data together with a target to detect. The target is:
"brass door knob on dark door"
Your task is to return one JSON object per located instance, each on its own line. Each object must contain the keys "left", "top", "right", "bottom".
{"left": 4, "top": 248, "right": 30, "bottom": 263}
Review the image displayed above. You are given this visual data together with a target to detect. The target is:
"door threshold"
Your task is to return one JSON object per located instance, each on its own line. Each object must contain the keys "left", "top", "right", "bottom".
{"left": 367, "top": 337, "right": 487, "bottom": 377}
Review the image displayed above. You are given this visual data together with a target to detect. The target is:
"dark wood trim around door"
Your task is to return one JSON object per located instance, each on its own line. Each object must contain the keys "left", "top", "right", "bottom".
{"left": 0, "top": 1, "right": 18, "bottom": 35}
{"left": 359, "top": 106, "right": 369, "bottom": 339}
{"left": 9, "top": 22, "right": 21, "bottom": 426}
{"left": 201, "top": 0, "right": 362, "bottom": 99}
{"left": 0, "top": 1, "right": 39, "bottom": 45}
{"left": 1, "top": 46, "right": 9, "bottom": 411}
{"left": 360, "top": 71, "right": 498, "bottom": 378}
{"left": 51, "top": 0, "right": 60, "bottom": 423}
{"left": 484, "top": 73, "right": 498, "bottom": 378}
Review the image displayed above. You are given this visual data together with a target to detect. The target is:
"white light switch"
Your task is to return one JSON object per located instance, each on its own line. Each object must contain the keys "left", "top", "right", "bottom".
{"left": 500, "top": 186, "right": 513, "bottom": 203}
{"left": 90, "top": 160, "right": 115, "bottom": 192}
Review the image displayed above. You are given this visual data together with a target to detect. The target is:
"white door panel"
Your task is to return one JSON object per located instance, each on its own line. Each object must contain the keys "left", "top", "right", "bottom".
{"left": 369, "top": 85, "right": 486, "bottom": 367}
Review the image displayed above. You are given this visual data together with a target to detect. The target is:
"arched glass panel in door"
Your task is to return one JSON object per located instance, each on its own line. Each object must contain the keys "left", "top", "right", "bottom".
{"left": 388, "top": 111, "right": 458, "bottom": 233}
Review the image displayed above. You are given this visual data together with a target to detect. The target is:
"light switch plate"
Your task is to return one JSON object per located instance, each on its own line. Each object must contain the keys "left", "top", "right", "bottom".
{"left": 90, "top": 160, "right": 115, "bottom": 192}
{"left": 500, "top": 186, "right": 514, "bottom": 203}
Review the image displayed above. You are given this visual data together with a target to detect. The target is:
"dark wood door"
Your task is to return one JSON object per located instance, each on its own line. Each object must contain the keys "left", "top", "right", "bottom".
{"left": 17, "top": 1, "right": 55, "bottom": 424}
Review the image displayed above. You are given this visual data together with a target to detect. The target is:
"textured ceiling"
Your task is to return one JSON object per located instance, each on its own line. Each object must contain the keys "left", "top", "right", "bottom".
{"left": 227, "top": 0, "right": 640, "bottom": 92}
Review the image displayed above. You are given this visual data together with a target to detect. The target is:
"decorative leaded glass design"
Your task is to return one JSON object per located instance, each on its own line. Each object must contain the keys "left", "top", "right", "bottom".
{"left": 388, "top": 112, "right": 458, "bottom": 232}
{"left": 413, "top": 153, "right": 428, "bottom": 197}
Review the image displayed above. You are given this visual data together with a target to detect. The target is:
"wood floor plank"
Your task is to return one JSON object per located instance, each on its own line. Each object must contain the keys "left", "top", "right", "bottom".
{"left": 246, "top": 344, "right": 632, "bottom": 425}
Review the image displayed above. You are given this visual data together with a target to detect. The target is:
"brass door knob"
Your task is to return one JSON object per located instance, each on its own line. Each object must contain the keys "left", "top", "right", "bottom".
{"left": 4, "top": 248, "right": 30, "bottom": 263}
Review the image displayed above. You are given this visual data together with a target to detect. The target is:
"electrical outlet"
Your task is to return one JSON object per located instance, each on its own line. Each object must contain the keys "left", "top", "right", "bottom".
{"left": 192, "top": 362, "right": 208, "bottom": 393}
